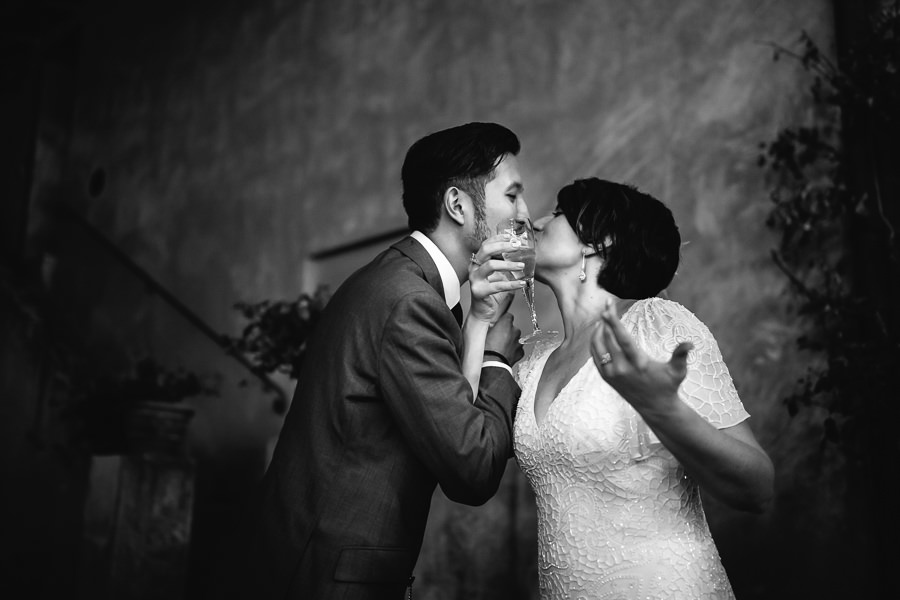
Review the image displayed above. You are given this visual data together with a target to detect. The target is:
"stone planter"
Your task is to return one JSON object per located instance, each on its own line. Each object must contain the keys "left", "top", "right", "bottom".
{"left": 122, "top": 401, "right": 195, "bottom": 458}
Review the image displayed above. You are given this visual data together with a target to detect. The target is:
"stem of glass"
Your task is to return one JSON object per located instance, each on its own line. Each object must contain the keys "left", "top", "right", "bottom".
{"left": 525, "top": 279, "right": 540, "bottom": 334}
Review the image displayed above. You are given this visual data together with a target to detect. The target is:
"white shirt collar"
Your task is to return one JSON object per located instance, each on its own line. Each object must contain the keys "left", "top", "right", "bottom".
{"left": 409, "top": 230, "right": 460, "bottom": 309}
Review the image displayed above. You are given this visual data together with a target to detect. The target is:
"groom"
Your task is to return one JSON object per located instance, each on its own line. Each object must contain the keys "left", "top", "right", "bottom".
{"left": 245, "top": 122, "right": 530, "bottom": 599}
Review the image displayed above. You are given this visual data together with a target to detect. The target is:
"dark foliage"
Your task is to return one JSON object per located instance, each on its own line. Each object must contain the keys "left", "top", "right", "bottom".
{"left": 759, "top": 5, "right": 900, "bottom": 458}
{"left": 226, "top": 285, "right": 331, "bottom": 380}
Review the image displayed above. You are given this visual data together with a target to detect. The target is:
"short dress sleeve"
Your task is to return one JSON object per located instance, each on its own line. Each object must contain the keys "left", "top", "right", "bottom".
{"left": 622, "top": 297, "right": 751, "bottom": 458}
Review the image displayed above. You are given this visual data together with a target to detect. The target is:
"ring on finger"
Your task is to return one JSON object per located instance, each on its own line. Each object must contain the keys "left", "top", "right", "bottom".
{"left": 470, "top": 252, "right": 481, "bottom": 266}
{"left": 599, "top": 352, "right": 612, "bottom": 366}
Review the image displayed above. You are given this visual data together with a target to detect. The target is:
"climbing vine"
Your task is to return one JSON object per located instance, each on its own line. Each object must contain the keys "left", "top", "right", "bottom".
{"left": 759, "top": 5, "right": 899, "bottom": 458}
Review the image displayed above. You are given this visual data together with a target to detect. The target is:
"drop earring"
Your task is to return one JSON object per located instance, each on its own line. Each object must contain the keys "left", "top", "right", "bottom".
{"left": 579, "top": 248, "right": 588, "bottom": 282}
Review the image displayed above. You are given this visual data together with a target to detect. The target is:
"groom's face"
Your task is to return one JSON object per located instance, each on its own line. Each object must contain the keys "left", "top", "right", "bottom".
{"left": 479, "top": 154, "right": 529, "bottom": 242}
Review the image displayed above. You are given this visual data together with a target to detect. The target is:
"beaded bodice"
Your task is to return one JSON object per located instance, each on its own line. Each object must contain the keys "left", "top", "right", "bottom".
{"left": 514, "top": 298, "right": 748, "bottom": 599}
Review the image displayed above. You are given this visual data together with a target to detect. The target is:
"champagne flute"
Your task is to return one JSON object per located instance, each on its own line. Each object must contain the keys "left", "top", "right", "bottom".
{"left": 497, "top": 218, "right": 558, "bottom": 344}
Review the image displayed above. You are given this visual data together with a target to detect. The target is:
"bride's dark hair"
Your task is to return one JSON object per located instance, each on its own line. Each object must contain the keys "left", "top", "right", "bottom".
{"left": 557, "top": 178, "right": 681, "bottom": 299}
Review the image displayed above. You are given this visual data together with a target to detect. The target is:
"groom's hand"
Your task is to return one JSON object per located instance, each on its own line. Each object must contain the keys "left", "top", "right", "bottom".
{"left": 486, "top": 313, "right": 524, "bottom": 366}
{"left": 468, "top": 235, "right": 527, "bottom": 323}
{"left": 491, "top": 285, "right": 515, "bottom": 322}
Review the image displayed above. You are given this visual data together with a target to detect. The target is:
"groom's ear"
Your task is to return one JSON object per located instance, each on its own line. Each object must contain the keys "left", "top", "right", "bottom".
{"left": 443, "top": 186, "right": 468, "bottom": 227}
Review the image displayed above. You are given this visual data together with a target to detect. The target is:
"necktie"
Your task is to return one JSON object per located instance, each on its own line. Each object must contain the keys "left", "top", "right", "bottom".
{"left": 451, "top": 303, "right": 463, "bottom": 326}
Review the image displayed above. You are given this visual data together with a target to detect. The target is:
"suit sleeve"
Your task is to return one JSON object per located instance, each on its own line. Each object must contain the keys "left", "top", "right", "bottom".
{"left": 378, "top": 290, "right": 520, "bottom": 506}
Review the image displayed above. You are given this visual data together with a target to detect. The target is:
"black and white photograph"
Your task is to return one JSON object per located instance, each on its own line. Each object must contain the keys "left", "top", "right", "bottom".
{"left": 2, "top": 1, "right": 897, "bottom": 598}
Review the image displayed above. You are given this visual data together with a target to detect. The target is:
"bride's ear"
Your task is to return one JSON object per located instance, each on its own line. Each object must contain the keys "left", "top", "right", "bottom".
{"left": 443, "top": 187, "right": 467, "bottom": 227}
{"left": 582, "top": 245, "right": 602, "bottom": 259}
{"left": 587, "top": 237, "right": 613, "bottom": 258}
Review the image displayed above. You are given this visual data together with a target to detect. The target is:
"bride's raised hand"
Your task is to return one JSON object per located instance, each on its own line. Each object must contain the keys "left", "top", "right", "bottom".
{"left": 468, "top": 234, "right": 526, "bottom": 323}
{"left": 590, "top": 300, "right": 693, "bottom": 415}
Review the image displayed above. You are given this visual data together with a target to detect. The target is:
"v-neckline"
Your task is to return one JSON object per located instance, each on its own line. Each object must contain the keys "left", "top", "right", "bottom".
{"left": 531, "top": 349, "right": 593, "bottom": 428}
{"left": 529, "top": 300, "right": 642, "bottom": 428}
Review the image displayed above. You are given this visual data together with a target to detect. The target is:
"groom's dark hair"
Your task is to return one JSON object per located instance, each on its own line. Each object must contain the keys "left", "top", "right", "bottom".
{"left": 557, "top": 178, "right": 681, "bottom": 299}
{"left": 401, "top": 122, "right": 520, "bottom": 233}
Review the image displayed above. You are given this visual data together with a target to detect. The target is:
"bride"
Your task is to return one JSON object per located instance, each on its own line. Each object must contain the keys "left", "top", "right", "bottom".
{"left": 513, "top": 178, "right": 774, "bottom": 599}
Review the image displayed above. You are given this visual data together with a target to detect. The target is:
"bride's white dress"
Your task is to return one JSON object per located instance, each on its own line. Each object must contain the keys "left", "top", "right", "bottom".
{"left": 514, "top": 298, "right": 749, "bottom": 599}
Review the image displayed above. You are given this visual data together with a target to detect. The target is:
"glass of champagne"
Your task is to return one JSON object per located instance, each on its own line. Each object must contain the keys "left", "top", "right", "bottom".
{"left": 497, "top": 218, "right": 558, "bottom": 344}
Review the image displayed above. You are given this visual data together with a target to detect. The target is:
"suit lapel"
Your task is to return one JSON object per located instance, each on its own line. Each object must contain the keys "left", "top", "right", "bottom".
{"left": 391, "top": 236, "right": 448, "bottom": 303}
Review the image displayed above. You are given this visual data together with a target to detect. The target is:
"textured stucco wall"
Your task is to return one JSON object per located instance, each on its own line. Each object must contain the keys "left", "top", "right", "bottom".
{"left": 28, "top": 0, "right": 863, "bottom": 597}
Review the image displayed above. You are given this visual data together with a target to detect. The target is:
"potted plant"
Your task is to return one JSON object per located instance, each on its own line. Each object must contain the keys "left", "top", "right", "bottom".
{"left": 65, "top": 357, "right": 219, "bottom": 457}
{"left": 226, "top": 285, "right": 331, "bottom": 412}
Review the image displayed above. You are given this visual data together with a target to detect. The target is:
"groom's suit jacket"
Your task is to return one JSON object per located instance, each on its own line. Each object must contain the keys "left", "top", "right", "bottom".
{"left": 246, "top": 236, "right": 520, "bottom": 599}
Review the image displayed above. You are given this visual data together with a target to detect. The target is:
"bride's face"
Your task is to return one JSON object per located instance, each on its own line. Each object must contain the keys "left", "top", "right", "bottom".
{"left": 533, "top": 205, "right": 583, "bottom": 282}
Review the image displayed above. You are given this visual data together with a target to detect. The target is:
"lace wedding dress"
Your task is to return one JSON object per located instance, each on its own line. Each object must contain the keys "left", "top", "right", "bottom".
{"left": 514, "top": 298, "right": 749, "bottom": 599}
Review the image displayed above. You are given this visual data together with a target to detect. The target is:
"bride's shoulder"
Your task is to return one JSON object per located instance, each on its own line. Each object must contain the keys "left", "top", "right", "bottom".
{"left": 625, "top": 297, "right": 710, "bottom": 335}
{"left": 514, "top": 338, "right": 560, "bottom": 385}
{"left": 533, "top": 337, "right": 561, "bottom": 356}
